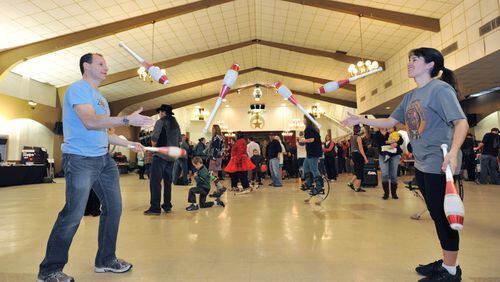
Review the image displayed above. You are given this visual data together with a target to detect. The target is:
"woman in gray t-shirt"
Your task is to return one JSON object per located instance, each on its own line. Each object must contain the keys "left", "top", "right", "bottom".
{"left": 342, "top": 47, "right": 468, "bottom": 281}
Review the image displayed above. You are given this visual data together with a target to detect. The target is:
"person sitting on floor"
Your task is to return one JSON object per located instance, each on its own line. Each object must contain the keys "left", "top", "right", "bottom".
{"left": 186, "top": 157, "right": 217, "bottom": 211}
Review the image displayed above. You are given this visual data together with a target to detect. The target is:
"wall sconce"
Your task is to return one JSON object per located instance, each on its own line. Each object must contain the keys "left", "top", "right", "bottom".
{"left": 28, "top": 100, "right": 37, "bottom": 109}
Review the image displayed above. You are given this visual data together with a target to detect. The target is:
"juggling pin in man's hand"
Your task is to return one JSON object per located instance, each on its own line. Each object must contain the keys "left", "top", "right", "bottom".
{"left": 119, "top": 41, "right": 169, "bottom": 85}
{"left": 203, "top": 64, "right": 240, "bottom": 133}
{"left": 274, "top": 81, "right": 321, "bottom": 129}
{"left": 128, "top": 145, "right": 186, "bottom": 159}
{"left": 441, "top": 144, "right": 465, "bottom": 231}
{"left": 317, "top": 67, "right": 383, "bottom": 94}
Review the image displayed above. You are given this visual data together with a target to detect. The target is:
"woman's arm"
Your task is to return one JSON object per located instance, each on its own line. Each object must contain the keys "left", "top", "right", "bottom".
{"left": 442, "top": 119, "right": 469, "bottom": 172}
{"left": 342, "top": 112, "right": 400, "bottom": 128}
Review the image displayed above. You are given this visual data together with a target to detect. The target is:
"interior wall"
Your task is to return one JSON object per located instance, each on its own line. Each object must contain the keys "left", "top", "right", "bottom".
{"left": 473, "top": 110, "right": 500, "bottom": 141}
{"left": 0, "top": 118, "right": 54, "bottom": 162}
{"left": 357, "top": 0, "right": 499, "bottom": 113}
{"left": 0, "top": 72, "right": 57, "bottom": 107}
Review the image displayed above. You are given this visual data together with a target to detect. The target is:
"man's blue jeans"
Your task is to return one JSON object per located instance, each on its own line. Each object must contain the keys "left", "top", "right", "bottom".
{"left": 172, "top": 157, "right": 188, "bottom": 184}
{"left": 269, "top": 157, "right": 282, "bottom": 186}
{"left": 39, "top": 154, "right": 122, "bottom": 277}
{"left": 303, "top": 157, "right": 321, "bottom": 188}
{"left": 379, "top": 155, "right": 401, "bottom": 184}
{"left": 479, "top": 154, "right": 500, "bottom": 184}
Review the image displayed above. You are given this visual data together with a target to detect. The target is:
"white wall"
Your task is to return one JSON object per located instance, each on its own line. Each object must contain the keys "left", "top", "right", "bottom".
{"left": 474, "top": 110, "right": 500, "bottom": 141}
{"left": 357, "top": 0, "right": 500, "bottom": 113}
{"left": 0, "top": 72, "right": 57, "bottom": 107}
{"left": 0, "top": 118, "right": 54, "bottom": 161}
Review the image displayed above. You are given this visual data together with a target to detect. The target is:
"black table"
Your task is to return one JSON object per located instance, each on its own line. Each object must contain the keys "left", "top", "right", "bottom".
{"left": 0, "top": 164, "right": 46, "bottom": 187}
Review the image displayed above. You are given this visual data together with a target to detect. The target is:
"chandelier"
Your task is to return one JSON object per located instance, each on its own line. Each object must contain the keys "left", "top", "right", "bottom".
{"left": 347, "top": 14, "right": 380, "bottom": 77}
{"left": 137, "top": 21, "right": 166, "bottom": 82}
{"left": 253, "top": 84, "right": 263, "bottom": 101}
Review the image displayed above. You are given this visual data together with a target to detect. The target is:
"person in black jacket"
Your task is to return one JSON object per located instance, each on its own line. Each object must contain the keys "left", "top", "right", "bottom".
{"left": 144, "top": 104, "right": 181, "bottom": 215}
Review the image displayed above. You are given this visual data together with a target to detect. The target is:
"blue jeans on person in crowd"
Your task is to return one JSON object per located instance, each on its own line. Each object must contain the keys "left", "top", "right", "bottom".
{"left": 479, "top": 154, "right": 500, "bottom": 184}
{"left": 269, "top": 157, "right": 282, "bottom": 186}
{"left": 303, "top": 157, "right": 322, "bottom": 189}
{"left": 39, "top": 153, "right": 122, "bottom": 277}
{"left": 379, "top": 154, "right": 401, "bottom": 183}
{"left": 172, "top": 157, "right": 188, "bottom": 184}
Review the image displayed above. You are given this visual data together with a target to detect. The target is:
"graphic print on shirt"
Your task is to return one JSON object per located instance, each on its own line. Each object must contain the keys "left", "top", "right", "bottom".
{"left": 405, "top": 99, "right": 426, "bottom": 139}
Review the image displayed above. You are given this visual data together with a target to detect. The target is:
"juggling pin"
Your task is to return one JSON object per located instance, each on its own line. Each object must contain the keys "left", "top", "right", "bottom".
{"left": 441, "top": 144, "right": 465, "bottom": 231}
{"left": 317, "top": 67, "right": 383, "bottom": 94}
{"left": 203, "top": 64, "right": 240, "bottom": 133}
{"left": 274, "top": 81, "right": 321, "bottom": 129}
{"left": 119, "top": 41, "right": 169, "bottom": 85}
{"left": 128, "top": 145, "right": 186, "bottom": 159}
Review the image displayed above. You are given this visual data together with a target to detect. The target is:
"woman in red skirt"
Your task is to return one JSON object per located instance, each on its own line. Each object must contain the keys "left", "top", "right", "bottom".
{"left": 225, "top": 132, "right": 255, "bottom": 192}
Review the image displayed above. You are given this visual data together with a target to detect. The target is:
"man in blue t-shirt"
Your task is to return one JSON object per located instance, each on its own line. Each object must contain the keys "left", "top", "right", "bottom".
{"left": 38, "top": 53, "right": 153, "bottom": 282}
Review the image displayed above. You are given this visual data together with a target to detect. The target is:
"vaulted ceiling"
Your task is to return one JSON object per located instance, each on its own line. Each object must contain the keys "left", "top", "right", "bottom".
{"left": 0, "top": 0, "right": 462, "bottom": 115}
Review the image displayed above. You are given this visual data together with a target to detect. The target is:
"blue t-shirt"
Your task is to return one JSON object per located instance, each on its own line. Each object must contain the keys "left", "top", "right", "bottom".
{"left": 61, "top": 80, "right": 109, "bottom": 156}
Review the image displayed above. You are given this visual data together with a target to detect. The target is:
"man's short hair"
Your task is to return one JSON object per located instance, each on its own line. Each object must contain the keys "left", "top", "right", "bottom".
{"left": 79, "top": 53, "right": 103, "bottom": 75}
{"left": 192, "top": 156, "right": 203, "bottom": 165}
{"left": 492, "top": 128, "right": 499, "bottom": 133}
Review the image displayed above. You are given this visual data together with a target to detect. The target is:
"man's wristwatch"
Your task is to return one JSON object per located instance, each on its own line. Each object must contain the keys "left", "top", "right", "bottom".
{"left": 122, "top": 116, "right": 129, "bottom": 126}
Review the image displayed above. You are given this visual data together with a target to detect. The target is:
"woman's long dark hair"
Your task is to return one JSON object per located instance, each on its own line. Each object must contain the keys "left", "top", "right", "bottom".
{"left": 304, "top": 115, "right": 319, "bottom": 132}
{"left": 409, "top": 47, "right": 461, "bottom": 99}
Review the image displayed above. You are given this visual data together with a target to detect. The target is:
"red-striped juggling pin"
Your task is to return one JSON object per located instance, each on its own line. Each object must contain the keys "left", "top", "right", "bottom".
{"left": 441, "top": 144, "right": 465, "bottom": 231}
{"left": 317, "top": 67, "right": 383, "bottom": 94}
{"left": 119, "top": 41, "right": 169, "bottom": 85}
{"left": 274, "top": 81, "right": 321, "bottom": 129}
{"left": 128, "top": 145, "right": 186, "bottom": 159}
{"left": 203, "top": 64, "right": 240, "bottom": 133}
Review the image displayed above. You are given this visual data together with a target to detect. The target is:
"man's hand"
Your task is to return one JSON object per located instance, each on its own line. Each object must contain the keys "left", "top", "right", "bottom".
{"left": 128, "top": 107, "right": 154, "bottom": 127}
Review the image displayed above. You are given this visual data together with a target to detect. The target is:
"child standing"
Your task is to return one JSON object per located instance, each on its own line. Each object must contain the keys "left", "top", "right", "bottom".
{"left": 250, "top": 149, "right": 264, "bottom": 187}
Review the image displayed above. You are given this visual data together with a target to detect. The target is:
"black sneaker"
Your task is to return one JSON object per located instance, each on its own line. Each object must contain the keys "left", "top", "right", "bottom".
{"left": 95, "top": 258, "right": 133, "bottom": 273}
{"left": 186, "top": 204, "right": 199, "bottom": 211}
{"left": 347, "top": 182, "right": 355, "bottom": 191}
{"left": 37, "top": 271, "right": 74, "bottom": 282}
{"left": 161, "top": 205, "right": 172, "bottom": 213}
{"left": 418, "top": 265, "right": 462, "bottom": 281}
{"left": 143, "top": 209, "right": 161, "bottom": 215}
{"left": 355, "top": 188, "right": 366, "bottom": 192}
{"left": 416, "top": 259, "right": 443, "bottom": 276}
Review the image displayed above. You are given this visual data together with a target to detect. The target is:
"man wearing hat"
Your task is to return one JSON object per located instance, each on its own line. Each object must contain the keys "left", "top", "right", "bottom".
{"left": 144, "top": 104, "right": 182, "bottom": 215}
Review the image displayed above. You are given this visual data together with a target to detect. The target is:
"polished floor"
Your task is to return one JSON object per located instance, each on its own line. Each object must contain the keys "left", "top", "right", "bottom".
{"left": 0, "top": 173, "right": 499, "bottom": 282}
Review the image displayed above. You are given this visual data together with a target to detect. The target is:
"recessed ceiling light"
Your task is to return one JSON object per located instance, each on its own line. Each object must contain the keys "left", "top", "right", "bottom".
{"left": 385, "top": 106, "right": 391, "bottom": 110}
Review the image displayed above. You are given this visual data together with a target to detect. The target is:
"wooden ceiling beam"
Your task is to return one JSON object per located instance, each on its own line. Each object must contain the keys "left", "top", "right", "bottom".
{"left": 110, "top": 67, "right": 358, "bottom": 115}
{"left": 292, "top": 90, "right": 357, "bottom": 108}
{"left": 257, "top": 39, "right": 385, "bottom": 68}
{"left": 109, "top": 68, "right": 257, "bottom": 115}
{"left": 282, "top": 0, "right": 440, "bottom": 32}
{"left": 256, "top": 67, "right": 356, "bottom": 92}
{"left": 101, "top": 40, "right": 254, "bottom": 86}
{"left": 0, "top": 0, "right": 233, "bottom": 80}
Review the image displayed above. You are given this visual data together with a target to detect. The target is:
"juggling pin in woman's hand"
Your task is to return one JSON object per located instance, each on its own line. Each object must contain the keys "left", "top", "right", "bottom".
{"left": 317, "top": 67, "right": 383, "bottom": 94}
{"left": 441, "top": 144, "right": 465, "bottom": 231}
{"left": 274, "top": 81, "right": 321, "bottom": 129}
{"left": 119, "top": 41, "right": 169, "bottom": 85}
{"left": 203, "top": 64, "right": 240, "bottom": 133}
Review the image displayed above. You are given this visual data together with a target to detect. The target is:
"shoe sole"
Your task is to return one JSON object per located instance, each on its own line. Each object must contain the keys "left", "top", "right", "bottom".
{"left": 95, "top": 264, "right": 132, "bottom": 273}
{"left": 37, "top": 279, "right": 74, "bottom": 282}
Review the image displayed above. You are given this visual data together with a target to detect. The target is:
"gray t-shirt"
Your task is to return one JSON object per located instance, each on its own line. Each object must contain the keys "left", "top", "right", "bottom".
{"left": 390, "top": 79, "right": 466, "bottom": 174}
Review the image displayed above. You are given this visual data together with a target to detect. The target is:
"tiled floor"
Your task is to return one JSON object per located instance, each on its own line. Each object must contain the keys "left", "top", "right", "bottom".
{"left": 0, "top": 173, "right": 499, "bottom": 281}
